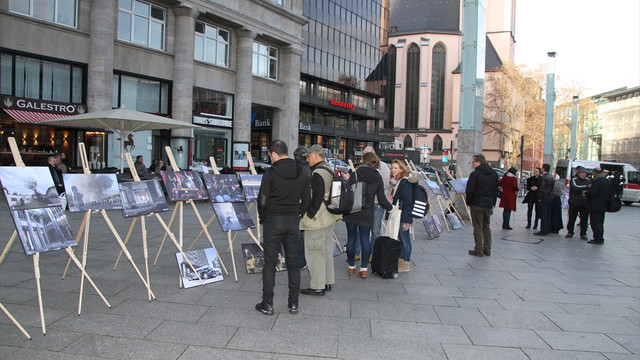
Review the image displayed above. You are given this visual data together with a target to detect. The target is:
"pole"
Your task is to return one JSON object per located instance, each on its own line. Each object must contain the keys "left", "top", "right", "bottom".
{"left": 570, "top": 96, "right": 579, "bottom": 160}
{"left": 543, "top": 52, "right": 557, "bottom": 166}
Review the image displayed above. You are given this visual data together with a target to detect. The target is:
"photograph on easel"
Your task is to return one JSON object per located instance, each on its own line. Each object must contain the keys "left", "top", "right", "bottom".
{"left": 175, "top": 247, "right": 223, "bottom": 289}
{"left": 119, "top": 179, "right": 170, "bottom": 218}
{"left": 11, "top": 206, "right": 76, "bottom": 256}
{"left": 422, "top": 217, "right": 440, "bottom": 240}
{"left": 241, "top": 243, "right": 264, "bottom": 274}
{"left": 62, "top": 173, "right": 122, "bottom": 212}
{"left": 433, "top": 214, "right": 443, "bottom": 233}
{"left": 239, "top": 174, "right": 262, "bottom": 202}
{"left": 425, "top": 179, "right": 443, "bottom": 195}
{"left": 203, "top": 174, "right": 244, "bottom": 203}
{"left": 449, "top": 178, "right": 468, "bottom": 194}
{"left": 0, "top": 166, "right": 63, "bottom": 210}
{"left": 212, "top": 202, "right": 256, "bottom": 231}
{"left": 439, "top": 184, "right": 451, "bottom": 199}
{"left": 161, "top": 170, "right": 208, "bottom": 202}
{"left": 446, "top": 213, "right": 462, "bottom": 230}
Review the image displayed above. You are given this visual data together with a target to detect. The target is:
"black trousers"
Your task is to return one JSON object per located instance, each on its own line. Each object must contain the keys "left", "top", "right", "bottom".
{"left": 262, "top": 215, "right": 300, "bottom": 305}
{"left": 589, "top": 211, "right": 606, "bottom": 242}
{"left": 567, "top": 204, "right": 588, "bottom": 236}
{"left": 526, "top": 200, "right": 539, "bottom": 226}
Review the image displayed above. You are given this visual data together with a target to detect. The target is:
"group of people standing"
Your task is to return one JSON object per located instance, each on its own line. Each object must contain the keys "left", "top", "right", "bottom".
{"left": 254, "top": 140, "right": 418, "bottom": 315}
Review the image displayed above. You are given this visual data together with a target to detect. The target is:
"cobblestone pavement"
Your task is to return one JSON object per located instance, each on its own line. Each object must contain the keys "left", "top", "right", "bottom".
{"left": 1, "top": 193, "right": 638, "bottom": 359}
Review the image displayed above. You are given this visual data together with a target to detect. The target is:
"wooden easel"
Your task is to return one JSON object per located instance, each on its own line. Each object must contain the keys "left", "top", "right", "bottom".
{"left": 0, "top": 137, "right": 110, "bottom": 335}
{"left": 435, "top": 171, "right": 465, "bottom": 228}
{"left": 147, "top": 148, "right": 229, "bottom": 284}
{"left": 448, "top": 165, "right": 471, "bottom": 222}
{"left": 61, "top": 143, "right": 156, "bottom": 303}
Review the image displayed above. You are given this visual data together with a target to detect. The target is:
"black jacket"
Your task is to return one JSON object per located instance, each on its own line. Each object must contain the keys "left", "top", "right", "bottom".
{"left": 343, "top": 165, "right": 392, "bottom": 227}
{"left": 465, "top": 163, "right": 499, "bottom": 209}
{"left": 536, "top": 172, "right": 555, "bottom": 201}
{"left": 569, "top": 176, "right": 591, "bottom": 207}
{"left": 586, "top": 174, "right": 612, "bottom": 212}
{"left": 257, "top": 158, "right": 310, "bottom": 222}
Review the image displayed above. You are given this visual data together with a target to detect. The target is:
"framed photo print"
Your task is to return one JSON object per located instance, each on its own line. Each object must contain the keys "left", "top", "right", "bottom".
{"left": 239, "top": 174, "right": 262, "bottom": 202}
{"left": 0, "top": 166, "right": 62, "bottom": 210}
{"left": 161, "top": 170, "right": 208, "bottom": 202}
{"left": 439, "top": 183, "right": 450, "bottom": 199}
{"left": 241, "top": 243, "right": 264, "bottom": 274}
{"left": 175, "top": 248, "right": 223, "bottom": 289}
{"left": 433, "top": 214, "right": 443, "bottom": 233}
{"left": 62, "top": 173, "right": 123, "bottom": 212}
{"left": 212, "top": 202, "right": 256, "bottom": 231}
{"left": 449, "top": 178, "right": 468, "bottom": 194}
{"left": 446, "top": 213, "right": 462, "bottom": 230}
{"left": 203, "top": 174, "right": 244, "bottom": 203}
{"left": 11, "top": 206, "right": 76, "bottom": 256}
{"left": 422, "top": 218, "right": 440, "bottom": 240}
{"left": 119, "top": 179, "right": 170, "bottom": 218}
{"left": 426, "top": 179, "right": 442, "bottom": 195}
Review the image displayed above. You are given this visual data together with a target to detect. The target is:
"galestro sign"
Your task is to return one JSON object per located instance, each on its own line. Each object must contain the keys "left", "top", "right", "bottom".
{"left": 330, "top": 99, "right": 356, "bottom": 110}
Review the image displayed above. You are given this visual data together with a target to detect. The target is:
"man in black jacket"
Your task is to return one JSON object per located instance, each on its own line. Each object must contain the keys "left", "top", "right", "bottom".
{"left": 585, "top": 167, "right": 612, "bottom": 244}
{"left": 534, "top": 163, "right": 555, "bottom": 236}
{"left": 565, "top": 166, "right": 591, "bottom": 240}
{"left": 524, "top": 168, "right": 541, "bottom": 229}
{"left": 255, "top": 140, "right": 311, "bottom": 315}
{"left": 465, "top": 154, "right": 499, "bottom": 257}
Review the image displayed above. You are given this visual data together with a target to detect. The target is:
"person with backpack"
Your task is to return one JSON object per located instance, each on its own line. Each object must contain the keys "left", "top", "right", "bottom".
{"left": 390, "top": 159, "right": 419, "bottom": 272}
{"left": 498, "top": 167, "right": 519, "bottom": 230}
{"left": 299, "top": 145, "right": 342, "bottom": 296}
{"left": 342, "top": 152, "right": 393, "bottom": 278}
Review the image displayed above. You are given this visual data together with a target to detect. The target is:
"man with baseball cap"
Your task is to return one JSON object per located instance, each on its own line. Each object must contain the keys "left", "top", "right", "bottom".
{"left": 566, "top": 166, "right": 591, "bottom": 240}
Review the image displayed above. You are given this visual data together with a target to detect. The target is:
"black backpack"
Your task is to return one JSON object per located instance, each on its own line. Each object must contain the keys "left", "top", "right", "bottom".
{"left": 411, "top": 183, "right": 429, "bottom": 218}
{"left": 318, "top": 166, "right": 354, "bottom": 215}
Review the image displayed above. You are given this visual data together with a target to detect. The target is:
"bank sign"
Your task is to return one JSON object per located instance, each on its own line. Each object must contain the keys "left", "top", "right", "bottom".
{"left": 1, "top": 96, "right": 87, "bottom": 115}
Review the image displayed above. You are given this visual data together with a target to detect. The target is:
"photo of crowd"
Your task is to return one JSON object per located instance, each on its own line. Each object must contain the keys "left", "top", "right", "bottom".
{"left": 203, "top": 174, "right": 244, "bottom": 203}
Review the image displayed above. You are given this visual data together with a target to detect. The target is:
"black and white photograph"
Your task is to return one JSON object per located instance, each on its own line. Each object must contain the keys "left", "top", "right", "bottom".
{"left": 422, "top": 217, "right": 440, "bottom": 240}
{"left": 426, "top": 179, "right": 443, "bottom": 196}
{"left": 0, "top": 166, "right": 62, "bottom": 210}
{"left": 449, "top": 178, "right": 468, "bottom": 194}
{"left": 433, "top": 214, "right": 443, "bottom": 233}
{"left": 239, "top": 174, "right": 262, "bottom": 202}
{"left": 203, "top": 174, "right": 244, "bottom": 203}
{"left": 446, "top": 213, "right": 462, "bottom": 230}
{"left": 212, "top": 202, "right": 256, "bottom": 231}
{"left": 161, "top": 170, "right": 208, "bottom": 202}
{"left": 119, "top": 179, "right": 170, "bottom": 218}
{"left": 11, "top": 206, "right": 76, "bottom": 256}
{"left": 175, "top": 247, "right": 223, "bottom": 289}
{"left": 63, "top": 173, "right": 123, "bottom": 212}
{"left": 439, "top": 183, "right": 451, "bottom": 199}
{"left": 241, "top": 243, "right": 264, "bottom": 274}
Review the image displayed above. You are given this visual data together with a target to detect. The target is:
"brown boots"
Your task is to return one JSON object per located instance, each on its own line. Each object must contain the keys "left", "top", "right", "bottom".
{"left": 398, "top": 259, "right": 410, "bottom": 272}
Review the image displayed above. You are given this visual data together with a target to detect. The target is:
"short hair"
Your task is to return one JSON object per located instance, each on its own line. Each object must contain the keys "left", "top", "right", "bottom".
{"left": 136, "top": 155, "right": 143, "bottom": 161}
{"left": 293, "top": 146, "right": 310, "bottom": 162}
{"left": 267, "top": 140, "right": 288, "bottom": 156}
{"left": 308, "top": 144, "right": 325, "bottom": 158}
{"left": 362, "top": 152, "right": 379, "bottom": 166}
{"left": 542, "top": 163, "right": 551, "bottom": 172}
{"left": 473, "top": 154, "right": 486, "bottom": 164}
{"left": 391, "top": 159, "right": 409, "bottom": 180}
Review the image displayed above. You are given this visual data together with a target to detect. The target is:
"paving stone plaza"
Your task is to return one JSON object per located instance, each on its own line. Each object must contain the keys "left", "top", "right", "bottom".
{"left": 0, "top": 195, "right": 638, "bottom": 359}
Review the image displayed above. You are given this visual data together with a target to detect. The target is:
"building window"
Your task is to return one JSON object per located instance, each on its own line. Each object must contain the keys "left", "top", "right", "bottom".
{"left": 9, "top": 0, "right": 77, "bottom": 27}
{"left": 194, "top": 22, "right": 229, "bottom": 67}
{"left": 112, "top": 73, "right": 170, "bottom": 115}
{"left": 0, "top": 52, "right": 84, "bottom": 103}
{"left": 269, "top": 0, "right": 285, "bottom": 5}
{"left": 403, "top": 135, "right": 413, "bottom": 149}
{"left": 252, "top": 41, "right": 278, "bottom": 80}
{"left": 405, "top": 43, "right": 420, "bottom": 129}
{"left": 433, "top": 135, "right": 443, "bottom": 152}
{"left": 117, "top": 0, "right": 165, "bottom": 50}
{"left": 430, "top": 43, "right": 446, "bottom": 130}
{"left": 383, "top": 46, "right": 397, "bottom": 129}
{"left": 192, "top": 88, "right": 233, "bottom": 118}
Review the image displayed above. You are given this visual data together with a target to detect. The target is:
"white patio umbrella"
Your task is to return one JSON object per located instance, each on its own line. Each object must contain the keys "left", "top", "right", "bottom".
{"left": 41, "top": 107, "right": 201, "bottom": 172}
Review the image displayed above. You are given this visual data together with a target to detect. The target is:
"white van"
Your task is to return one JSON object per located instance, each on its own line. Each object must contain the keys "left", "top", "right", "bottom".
{"left": 555, "top": 159, "right": 640, "bottom": 205}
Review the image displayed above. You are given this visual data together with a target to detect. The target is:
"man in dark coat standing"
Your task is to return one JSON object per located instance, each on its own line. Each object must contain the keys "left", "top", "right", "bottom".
{"left": 566, "top": 166, "right": 591, "bottom": 240}
{"left": 534, "top": 163, "right": 555, "bottom": 236}
{"left": 255, "top": 140, "right": 311, "bottom": 315}
{"left": 585, "top": 167, "right": 612, "bottom": 244}
{"left": 465, "top": 154, "right": 499, "bottom": 256}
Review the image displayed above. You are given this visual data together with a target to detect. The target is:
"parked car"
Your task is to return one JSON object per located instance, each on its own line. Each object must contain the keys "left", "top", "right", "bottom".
{"left": 417, "top": 164, "right": 447, "bottom": 180}
{"left": 187, "top": 266, "right": 220, "bottom": 280}
{"left": 326, "top": 158, "right": 350, "bottom": 173}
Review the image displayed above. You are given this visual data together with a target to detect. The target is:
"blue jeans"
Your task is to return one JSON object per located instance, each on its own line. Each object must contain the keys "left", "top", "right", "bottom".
{"left": 345, "top": 222, "right": 371, "bottom": 268}
{"left": 502, "top": 209, "right": 512, "bottom": 227}
{"left": 538, "top": 198, "right": 553, "bottom": 235}
{"left": 398, "top": 227, "right": 411, "bottom": 261}
{"left": 370, "top": 204, "right": 385, "bottom": 251}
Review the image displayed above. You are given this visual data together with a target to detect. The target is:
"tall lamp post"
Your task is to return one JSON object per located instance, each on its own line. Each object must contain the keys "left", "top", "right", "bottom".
{"left": 543, "top": 52, "right": 557, "bottom": 166}
{"left": 570, "top": 95, "right": 579, "bottom": 160}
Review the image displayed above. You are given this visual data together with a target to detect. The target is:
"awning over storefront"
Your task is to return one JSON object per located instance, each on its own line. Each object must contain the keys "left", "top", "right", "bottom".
{"left": 3, "top": 109, "right": 69, "bottom": 124}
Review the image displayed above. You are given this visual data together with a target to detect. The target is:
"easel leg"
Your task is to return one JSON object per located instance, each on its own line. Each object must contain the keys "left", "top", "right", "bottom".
{"left": 187, "top": 212, "right": 217, "bottom": 251}
{"left": 153, "top": 203, "right": 179, "bottom": 266}
{"left": 0, "top": 230, "right": 17, "bottom": 264}
{"left": 62, "top": 211, "right": 89, "bottom": 279}
{"left": 227, "top": 231, "right": 238, "bottom": 282}
{"left": 114, "top": 217, "right": 138, "bottom": 270}
{"left": 0, "top": 302, "right": 31, "bottom": 339}
{"left": 77, "top": 211, "right": 91, "bottom": 315}
{"left": 188, "top": 201, "right": 228, "bottom": 275}
{"left": 153, "top": 214, "right": 203, "bottom": 285}
{"left": 65, "top": 248, "right": 111, "bottom": 308}
{"left": 141, "top": 216, "right": 152, "bottom": 301}
{"left": 33, "top": 253, "right": 45, "bottom": 335}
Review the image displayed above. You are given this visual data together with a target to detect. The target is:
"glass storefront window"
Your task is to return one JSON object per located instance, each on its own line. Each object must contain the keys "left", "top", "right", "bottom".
{"left": 192, "top": 88, "right": 233, "bottom": 118}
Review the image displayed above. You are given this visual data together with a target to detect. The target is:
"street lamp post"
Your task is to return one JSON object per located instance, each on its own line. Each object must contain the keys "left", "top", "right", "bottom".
{"left": 570, "top": 95, "right": 579, "bottom": 160}
{"left": 543, "top": 52, "right": 557, "bottom": 166}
